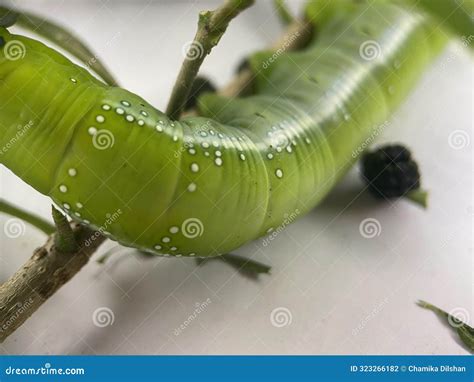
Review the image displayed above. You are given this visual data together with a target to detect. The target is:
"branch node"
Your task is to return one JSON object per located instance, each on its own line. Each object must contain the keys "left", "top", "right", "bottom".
{"left": 51, "top": 206, "right": 77, "bottom": 253}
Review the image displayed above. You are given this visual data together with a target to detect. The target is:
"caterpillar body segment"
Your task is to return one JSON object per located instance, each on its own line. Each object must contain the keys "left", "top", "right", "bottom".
{"left": 0, "top": 1, "right": 466, "bottom": 257}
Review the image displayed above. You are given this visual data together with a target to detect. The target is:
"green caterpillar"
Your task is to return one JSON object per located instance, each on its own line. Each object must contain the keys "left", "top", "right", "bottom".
{"left": 0, "top": 1, "right": 471, "bottom": 257}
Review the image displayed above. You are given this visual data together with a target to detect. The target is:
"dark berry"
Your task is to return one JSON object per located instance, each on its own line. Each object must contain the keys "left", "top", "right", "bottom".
{"left": 361, "top": 144, "right": 421, "bottom": 199}
{"left": 236, "top": 58, "right": 250, "bottom": 74}
{"left": 184, "top": 76, "right": 216, "bottom": 110}
{"left": 0, "top": 11, "right": 18, "bottom": 28}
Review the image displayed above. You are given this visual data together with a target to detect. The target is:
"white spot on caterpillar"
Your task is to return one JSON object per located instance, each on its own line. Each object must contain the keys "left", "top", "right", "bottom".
{"left": 286, "top": 146, "right": 292, "bottom": 153}
{"left": 83, "top": 219, "right": 90, "bottom": 224}
{"left": 202, "top": 142, "right": 210, "bottom": 149}
{"left": 138, "top": 119, "right": 145, "bottom": 126}
{"left": 175, "top": 254, "right": 182, "bottom": 258}
{"left": 162, "top": 237, "right": 171, "bottom": 243}
{"left": 63, "top": 203, "right": 70, "bottom": 209}
{"left": 102, "top": 104, "right": 111, "bottom": 111}
{"left": 276, "top": 147, "right": 282, "bottom": 153}
{"left": 240, "top": 153, "right": 246, "bottom": 161}
{"left": 74, "top": 212, "right": 81, "bottom": 217}
{"left": 59, "top": 185, "right": 68, "bottom": 193}
{"left": 190, "top": 163, "right": 199, "bottom": 173}
{"left": 212, "top": 141, "right": 219, "bottom": 148}
{"left": 115, "top": 107, "right": 125, "bottom": 115}
{"left": 218, "top": 133, "right": 224, "bottom": 139}
{"left": 88, "top": 127, "right": 97, "bottom": 135}
{"left": 70, "top": 78, "right": 77, "bottom": 83}
{"left": 170, "top": 247, "right": 177, "bottom": 251}
{"left": 169, "top": 226, "right": 179, "bottom": 234}
{"left": 68, "top": 168, "right": 77, "bottom": 177}
{"left": 188, "top": 148, "right": 196, "bottom": 155}
{"left": 200, "top": 131, "right": 208, "bottom": 137}
{"left": 154, "top": 244, "right": 162, "bottom": 250}
{"left": 187, "top": 183, "right": 197, "bottom": 192}
{"left": 140, "top": 110, "right": 148, "bottom": 117}
{"left": 275, "top": 169, "right": 283, "bottom": 178}
{"left": 156, "top": 125, "right": 163, "bottom": 132}
{"left": 121, "top": 100, "right": 131, "bottom": 107}
{"left": 305, "top": 138, "right": 311, "bottom": 144}
{"left": 158, "top": 120, "right": 164, "bottom": 125}
{"left": 267, "top": 153, "right": 274, "bottom": 160}
{"left": 215, "top": 158, "right": 223, "bottom": 166}
{"left": 209, "top": 130, "right": 215, "bottom": 135}
{"left": 126, "top": 115, "right": 135, "bottom": 122}
{"left": 204, "top": 152, "right": 210, "bottom": 157}
{"left": 173, "top": 135, "right": 178, "bottom": 142}
{"left": 189, "top": 253, "right": 196, "bottom": 256}
{"left": 96, "top": 115, "right": 105, "bottom": 123}
{"left": 76, "top": 202, "right": 83, "bottom": 209}
{"left": 215, "top": 150, "right": 222, "bottom": 157}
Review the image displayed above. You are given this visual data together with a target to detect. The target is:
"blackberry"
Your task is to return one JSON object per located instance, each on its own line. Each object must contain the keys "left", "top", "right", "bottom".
{"left": 361, "top": 144, "right": 426, "bottom": 206}
{"left": 184, "top": 76, "right": 216, "bottom": 110}
{"left": 236, "top": 58, "right": 250, "bottom": 74}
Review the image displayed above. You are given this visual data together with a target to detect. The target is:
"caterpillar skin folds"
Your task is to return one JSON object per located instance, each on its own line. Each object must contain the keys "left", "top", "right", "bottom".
{"left": 0, "top": 1, "right": 462, "bottom": 257}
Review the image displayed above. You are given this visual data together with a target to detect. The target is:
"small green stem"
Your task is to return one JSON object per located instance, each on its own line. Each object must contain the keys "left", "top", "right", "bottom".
{"left": 0, "top": 198, "right": 55, "bottom": 235}
{"left": 51, "top": 206, "right": 77, "bottom": 253}
{"left": 273, "top": 0, "right": 294, "bottom": 25}
{"left": 166, "top": 0, "right": 255, "bottom": 119}
{"left": 406, "top": 189, "right": 428, "bottom": 209}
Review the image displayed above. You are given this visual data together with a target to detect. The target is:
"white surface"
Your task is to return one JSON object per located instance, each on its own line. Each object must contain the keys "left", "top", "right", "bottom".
{"left": 0, "top": 1, "right": 472, "bottom": 355}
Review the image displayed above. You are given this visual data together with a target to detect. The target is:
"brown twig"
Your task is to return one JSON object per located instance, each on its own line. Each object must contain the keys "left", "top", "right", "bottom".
{"left": 0, "top": 223, "right": 105, "bottom": 343}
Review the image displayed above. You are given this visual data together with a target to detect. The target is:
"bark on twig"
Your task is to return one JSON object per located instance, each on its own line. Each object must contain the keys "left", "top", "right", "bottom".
{"left": 0, "top": 223, "right": 105, "bottom": 343}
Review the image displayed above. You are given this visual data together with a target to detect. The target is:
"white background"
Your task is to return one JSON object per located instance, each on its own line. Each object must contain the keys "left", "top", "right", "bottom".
{"left": 0, "top": 0, "right": 472, "bottom": 355}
